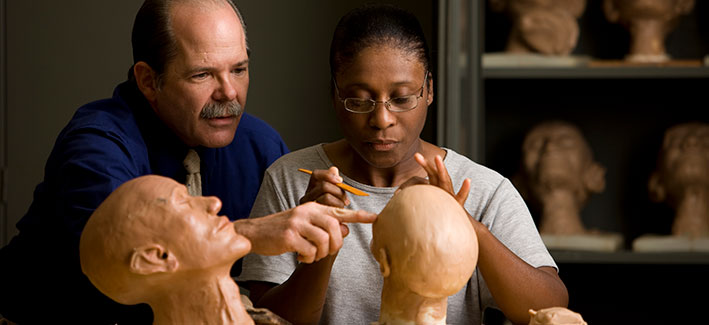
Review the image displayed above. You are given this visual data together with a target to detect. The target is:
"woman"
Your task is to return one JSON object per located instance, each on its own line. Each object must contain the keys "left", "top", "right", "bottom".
{"left": 238, "top": 4, "right": 568, "bottom": 324}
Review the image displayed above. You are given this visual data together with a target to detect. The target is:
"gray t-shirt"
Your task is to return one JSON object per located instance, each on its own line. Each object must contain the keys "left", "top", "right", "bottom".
{"left": 238, "top": 144, "right": 556, "bottom": 325}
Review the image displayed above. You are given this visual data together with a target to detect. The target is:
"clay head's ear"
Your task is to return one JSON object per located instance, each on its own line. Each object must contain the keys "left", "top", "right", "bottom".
{"left": 133, "top": 61, "right": 159, "bottom": 106}
{"left": 129, "top": 244, "right": 178, "bottom": 275}
{"left": 648, "top": 172, "right": 666, "bottom": 202}
{"left": 584, "top": 162, "right": 606, "bottom": 194}
{"left": 375, "top": 248, "right": 391, "bottom": 278}
{"left": 602, "top": 0, "right": 620, "bottom": 22}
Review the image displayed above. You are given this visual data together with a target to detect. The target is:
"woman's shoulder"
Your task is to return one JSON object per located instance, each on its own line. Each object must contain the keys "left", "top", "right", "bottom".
{"left": 442, "top": 148, "right": 505, "bottom": 182}
{"left": 267, "top": 143, "right": 330, "bottom": 172}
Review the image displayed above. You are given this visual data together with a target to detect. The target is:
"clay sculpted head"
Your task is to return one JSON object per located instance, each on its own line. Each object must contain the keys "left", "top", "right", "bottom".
{"left": 649, "top": 122, "right": 709, "bottom": 237}
{"left": 517, "top": 121, "right": 605, "bottom": 235}
{"left": 371, "top": 185, "right": 478, "bottom": 325}
{"left": 528, "top": 307, "right": 587, "bottom": 325}
{"left": 603, "top": 0, "right": 695, "bottom": 63}
{"left": 489, "top": 0, "right": 586, "bottom": 55}
{"left": 80, "top": 175, "right": 253, "bottom": 325}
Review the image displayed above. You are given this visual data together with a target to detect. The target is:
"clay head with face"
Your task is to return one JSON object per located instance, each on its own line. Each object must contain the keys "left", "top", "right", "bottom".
{"left": 603, "top": 0, "right": 695, "bottom": 62}
{"left": 517, "top": 121, "right": 605, "bottom": 235}
{"left": 489, "top": 0, "right": 587, "bottom": 55}
{"left": 649, "top": 122, "right": 709, "bottom": 237}
{"left": 371, "top": 185, "right": 478, "bottom": 325}
{"left": 80, "top": 175, "right": 252, "bottom": 324}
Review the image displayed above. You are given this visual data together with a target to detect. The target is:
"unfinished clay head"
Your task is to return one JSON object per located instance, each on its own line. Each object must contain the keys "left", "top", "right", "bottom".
{"left": 517, "top": 121, "right": 605, "bottom": 235}
{"left": 80, "top": 175, "right": 253, "bottom": 325}
{"left": 649, "top": 122, "right": 709, "bottom": 237}
{"left": 528, "top": 307, "right": 587, "bottom": 325}
{"left": 371, "top": 185, "right": 478, "bottom": 325}
{"left": 603, "top": 0, "right": 695, "bottom": 62}
{"left": 489, "top": 0, "right": 586, "bottom": 55}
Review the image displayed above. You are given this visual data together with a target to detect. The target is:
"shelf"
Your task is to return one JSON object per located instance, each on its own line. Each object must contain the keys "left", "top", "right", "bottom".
{"left": 550, "top": 250, "right": 709, "bottom": 265}
{"left": 483, "top": 65, "right": 709, "bottom": 79}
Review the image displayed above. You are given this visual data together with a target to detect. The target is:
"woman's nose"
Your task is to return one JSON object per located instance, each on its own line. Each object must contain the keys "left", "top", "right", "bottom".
{"left": 368, "top": 102, "right": 396, "bottom": 129}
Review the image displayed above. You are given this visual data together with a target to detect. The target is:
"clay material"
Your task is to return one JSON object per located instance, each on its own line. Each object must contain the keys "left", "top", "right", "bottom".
{"left": 370, "top": 185, "right": 478, "bottom": 325}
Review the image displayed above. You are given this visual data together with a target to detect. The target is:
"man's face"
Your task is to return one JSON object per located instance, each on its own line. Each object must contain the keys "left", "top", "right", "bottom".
{"left": 152, "top": 2, "right": 249, "bottom": 148}
{"left": 160, "top": 183, "right": 251, "bottom": 271}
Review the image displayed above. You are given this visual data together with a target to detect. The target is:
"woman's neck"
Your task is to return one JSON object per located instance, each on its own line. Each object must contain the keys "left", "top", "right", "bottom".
{"left": 325, "top": 139, "right": 444, "bottom": 188}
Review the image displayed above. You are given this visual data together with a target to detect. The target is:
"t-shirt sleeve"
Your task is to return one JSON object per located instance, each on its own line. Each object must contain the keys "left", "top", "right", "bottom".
{"left": 481, "top": 178, "right": 556, "bottom": 270}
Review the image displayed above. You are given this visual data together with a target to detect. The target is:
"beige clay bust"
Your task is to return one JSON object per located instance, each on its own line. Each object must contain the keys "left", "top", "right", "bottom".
{"left": 370, "top": 185, "right": 478, "bottom": 325}
{"left": 528, "top": 307, "right": 587, "bottom": 325}
{"left": 649, "top": 122, "right": 709, "bottom": 237}
{"left": 516, "top": 121, "right": 605, "bottom": 235}
{"left": 80, "top": 175, "right": 254, "bottom": 325}
{"left": 603, "top": 0, "right": 695, "bottom": 63}
{"left": 489, "top": 0, "right": 586, "bottom": 55}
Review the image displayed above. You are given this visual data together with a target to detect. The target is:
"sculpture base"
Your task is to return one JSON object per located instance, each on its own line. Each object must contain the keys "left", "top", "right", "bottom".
{"left": 541, "top": 233, "right": 623, "bottom": 252}
{"left": 632, "top": 235, "right": 709, "bottom": 252}
{"left": 482, "top": 53, "right": 591, "bottom": 67}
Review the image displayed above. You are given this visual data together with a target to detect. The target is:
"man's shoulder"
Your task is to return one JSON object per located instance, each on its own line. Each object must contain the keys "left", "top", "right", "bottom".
{"left": 233, "top": 113, "right": 288, "bottom": 151}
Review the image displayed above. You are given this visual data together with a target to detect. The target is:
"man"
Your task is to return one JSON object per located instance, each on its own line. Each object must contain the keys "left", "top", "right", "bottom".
{"left": 0, "top": 0, "right": 375, "bottom": 323}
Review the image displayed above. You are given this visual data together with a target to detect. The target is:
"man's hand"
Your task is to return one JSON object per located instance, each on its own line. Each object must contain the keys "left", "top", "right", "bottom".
{"left": 234, "top": 202, "right": 376, "bottom": 263}
{"left": 299, "top": 166, "right": 350, "bottom": 208}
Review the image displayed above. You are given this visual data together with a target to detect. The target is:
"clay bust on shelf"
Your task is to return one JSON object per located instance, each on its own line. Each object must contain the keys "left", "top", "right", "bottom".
{"left": 603, "top": 0, "right": 695, "bottom": 63}
{"left": 516, "top": 121, "right": 606, "bottom": 236}
{"left": 79, "top": 175, "right": 254, "bottom": 325}
{"left": 370, "top": 185, "right": 478, "bottom": 325}
{"left": 489, "top": 0, "right": 586, "bottom": 55}
{"left": 648, "top": 122, "right": 709, "bottom": 238}
{"left": 528, "top": 307, "right": 587, "bottom": 325}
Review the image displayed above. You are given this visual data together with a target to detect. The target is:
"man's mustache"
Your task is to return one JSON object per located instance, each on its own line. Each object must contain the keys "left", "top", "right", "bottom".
{"left": 200, "top": 100, "right": 243, "bottom": 119}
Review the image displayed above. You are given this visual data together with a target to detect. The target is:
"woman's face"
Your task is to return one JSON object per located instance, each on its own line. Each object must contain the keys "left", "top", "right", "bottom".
{"left": 333, "top": 45, "right": 432, "bottom": 169}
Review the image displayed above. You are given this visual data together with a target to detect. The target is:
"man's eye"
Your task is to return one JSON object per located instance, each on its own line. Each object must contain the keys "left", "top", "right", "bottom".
{"left": 192, "top": 72, "right": 209, "bottom": 79}
{"left": 233, "top": 67, "right": 247, "bottom": 75}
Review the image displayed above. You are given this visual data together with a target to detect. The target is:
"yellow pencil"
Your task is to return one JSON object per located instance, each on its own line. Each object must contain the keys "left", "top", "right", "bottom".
{"left": 297, "top": 168, "right": 369, "bottom": 196}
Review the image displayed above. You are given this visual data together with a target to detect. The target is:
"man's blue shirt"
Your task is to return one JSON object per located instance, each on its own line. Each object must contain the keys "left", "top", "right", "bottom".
{"left": 0, "top": 80, "right": 288, "bottom": 323}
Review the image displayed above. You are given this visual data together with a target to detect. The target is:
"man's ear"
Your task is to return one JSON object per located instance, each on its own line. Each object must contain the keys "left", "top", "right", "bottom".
{"left": 129, "top": 244, "right": 178, "bottom": 275}
{"left": 133, "top": 61, "right": 159, "bottom": 105}
{"left": 376, "top": 248, "right": 391, "bottom": 278}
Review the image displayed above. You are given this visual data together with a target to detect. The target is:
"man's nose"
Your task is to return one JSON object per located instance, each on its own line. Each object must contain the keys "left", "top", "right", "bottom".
{"left": 213, "top": 76, "right": 237, "bottom": 102}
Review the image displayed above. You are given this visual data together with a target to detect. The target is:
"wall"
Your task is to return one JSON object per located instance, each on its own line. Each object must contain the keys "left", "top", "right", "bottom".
{"left": 1, "top": 0, "right": 435, "bottom": 245}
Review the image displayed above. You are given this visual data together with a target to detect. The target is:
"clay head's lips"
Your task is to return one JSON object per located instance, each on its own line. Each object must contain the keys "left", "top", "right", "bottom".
{"left": 217, "top": 216, "right": 232, "bottom": 232}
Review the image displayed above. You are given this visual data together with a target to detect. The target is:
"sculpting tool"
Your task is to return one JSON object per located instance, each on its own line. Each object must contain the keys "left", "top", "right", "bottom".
{"left": 297, "top": 168, "right": 369, "bottom": 196}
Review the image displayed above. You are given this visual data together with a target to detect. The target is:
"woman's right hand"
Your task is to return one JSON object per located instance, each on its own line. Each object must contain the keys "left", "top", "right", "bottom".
{"left": 299, "top": 166, "right": 350, "bottom": 208}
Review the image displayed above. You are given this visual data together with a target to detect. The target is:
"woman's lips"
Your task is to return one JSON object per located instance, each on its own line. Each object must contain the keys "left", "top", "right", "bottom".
{"left": 368, "top": 141, "right": 397, "bottom": 151}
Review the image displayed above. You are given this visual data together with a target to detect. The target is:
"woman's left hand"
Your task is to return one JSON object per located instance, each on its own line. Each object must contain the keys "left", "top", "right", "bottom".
{"left": 408, "top": 152, "right": 470, "bottom": 207}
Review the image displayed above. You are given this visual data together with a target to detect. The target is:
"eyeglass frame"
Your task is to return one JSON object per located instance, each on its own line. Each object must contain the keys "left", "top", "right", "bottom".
{"left": 332, "top": 72, "right": 429, "bottom": 114}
